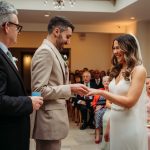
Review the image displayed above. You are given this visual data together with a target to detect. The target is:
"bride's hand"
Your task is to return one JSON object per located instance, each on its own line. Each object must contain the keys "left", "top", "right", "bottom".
{"left": 86, "top": 88, "right": 101, "bottom": 96}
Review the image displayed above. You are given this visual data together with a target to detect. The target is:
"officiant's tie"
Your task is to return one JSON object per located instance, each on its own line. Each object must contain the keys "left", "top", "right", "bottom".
{"left": 7, "top": 50, "right": 18, "bottom": 69}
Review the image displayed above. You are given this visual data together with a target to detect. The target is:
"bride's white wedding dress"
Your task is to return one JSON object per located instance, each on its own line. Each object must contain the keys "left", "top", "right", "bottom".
{"left": 109, "top": 78, "right": 148, "bottom": 150}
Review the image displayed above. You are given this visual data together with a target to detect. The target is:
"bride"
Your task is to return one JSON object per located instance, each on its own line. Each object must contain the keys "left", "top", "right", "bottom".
{"left": 87, "top": 34, "right": 148, "bottom": 150}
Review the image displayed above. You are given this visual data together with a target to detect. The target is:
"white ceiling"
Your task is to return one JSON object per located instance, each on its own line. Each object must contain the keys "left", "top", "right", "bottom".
{"left": 5, "top": 0, "right": 150, "bottom": 32}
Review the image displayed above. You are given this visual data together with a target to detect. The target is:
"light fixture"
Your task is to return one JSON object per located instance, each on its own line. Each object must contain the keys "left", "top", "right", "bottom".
{"left": 44, "top": 0, "right": 76, "bottom": 9}
{"left": 44, "top": 14, "right": 50, "bottom": 17}
{"left": 53, "top": 0, "right": 65, "bottom": 9}
{"left": 130, "top": 17, "right": 135, "bottom": 20}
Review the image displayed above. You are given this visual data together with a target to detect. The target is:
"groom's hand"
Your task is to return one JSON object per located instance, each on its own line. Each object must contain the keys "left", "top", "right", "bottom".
{"left": 70, "top": 83, "right": 89, "bottom": 95}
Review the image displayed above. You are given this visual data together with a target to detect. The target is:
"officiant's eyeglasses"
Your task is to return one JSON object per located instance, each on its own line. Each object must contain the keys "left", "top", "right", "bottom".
{"left": 2, "top": 22, "right": 23, "bottom": 33}
{"left": 8, "top": 22, "right": 23, "bottom": 33}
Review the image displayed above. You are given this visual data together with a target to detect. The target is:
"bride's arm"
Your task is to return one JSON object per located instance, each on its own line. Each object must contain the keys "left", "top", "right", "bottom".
{"left": 87, "top": 66, "right": 146, "bottom": 108}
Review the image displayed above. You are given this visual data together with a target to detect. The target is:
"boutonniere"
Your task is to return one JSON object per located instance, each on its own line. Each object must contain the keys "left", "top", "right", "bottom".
{"left": 62, "top": 54, "right": 68, "bottom": 61}
{"left": 13, "top": 57, "right": 18, "bottom": 63}
{"left": 62, "top": 54, "right": 69, "bottom": 66}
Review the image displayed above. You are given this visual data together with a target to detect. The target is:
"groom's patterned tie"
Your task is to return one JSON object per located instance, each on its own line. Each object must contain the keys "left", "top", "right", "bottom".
{"left": 64, "top": 62, "right": 69, "bottom": 84}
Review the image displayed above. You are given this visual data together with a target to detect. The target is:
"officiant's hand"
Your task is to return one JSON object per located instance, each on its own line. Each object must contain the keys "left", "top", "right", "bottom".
{"left": 30, "top": 96, "right": 43, "bottom": 110}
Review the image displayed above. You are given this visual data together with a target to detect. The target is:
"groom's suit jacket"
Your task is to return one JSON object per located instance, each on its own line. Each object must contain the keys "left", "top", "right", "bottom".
{"left": 0, "top": 48, "right": 33, "bottom": 150}
{"left": 31, "top": 39, "right": 71, "bottom": 140}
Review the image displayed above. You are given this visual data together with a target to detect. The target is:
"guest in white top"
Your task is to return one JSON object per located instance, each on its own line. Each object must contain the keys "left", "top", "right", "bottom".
{"left": 146, "top": 77, "right": 150, "bottom": 123}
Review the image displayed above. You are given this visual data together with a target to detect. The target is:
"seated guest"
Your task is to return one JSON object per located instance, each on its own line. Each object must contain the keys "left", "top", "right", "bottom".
{"left": 92, "top": 76, "right": 110, "bottom": 144}
{"left": 72, "top": 75, "right": 82, "bottom": 108}
{"left": 69, "top": 72, "right": 75, "bottom": 84}
{"left": 91, "top": 70, "right": 104, "bottom": 89}
{"left": 71, "top": 75, "right": 82, "bottom": 122}
{"left": 77, "top": 71, "right": 95, "bottom": 130}
{"left": 89, "top": 69, "right": 95, "bottom": 79}
{"left": 100, "top": 70, "right": 106, "bottom": 79}
{"left": 146, "top": 77, "right": 150, "bottom": 150}
{"left": 74, "top": 69, "right": 80, "bottom": 76}
{"left": 146, "top": 77, "right": 150, "bottom": 123}
{"left": 83, "top": 67, "right": 89, "bottom": 72}
{"left": 101, "top": 100, "right": 111, "bottom": 150}
{"left": 106, "top": 69, "right": 110, "bottom": 76}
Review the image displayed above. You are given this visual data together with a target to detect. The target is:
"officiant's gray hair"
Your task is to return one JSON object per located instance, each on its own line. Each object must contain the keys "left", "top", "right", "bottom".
{"left": 0, "top": 1, "right": 18, "bottom": 26}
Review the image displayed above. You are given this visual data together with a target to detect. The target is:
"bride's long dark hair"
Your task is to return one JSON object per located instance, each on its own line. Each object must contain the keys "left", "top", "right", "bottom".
{"left": 109, "top": 34, "right": 142, "bottom": 81}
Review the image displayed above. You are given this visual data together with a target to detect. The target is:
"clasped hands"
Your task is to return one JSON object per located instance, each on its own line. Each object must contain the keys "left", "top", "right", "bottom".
{"left": 70, "top": 83, "right": 101, "bottom": 96}
{"left": 29, "top": 84, "right": 101, "bottom": 110}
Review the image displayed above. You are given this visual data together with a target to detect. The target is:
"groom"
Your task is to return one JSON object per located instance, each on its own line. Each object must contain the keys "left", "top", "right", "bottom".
{"left": 31, "top": 16, "right": 89, "bottom": 150}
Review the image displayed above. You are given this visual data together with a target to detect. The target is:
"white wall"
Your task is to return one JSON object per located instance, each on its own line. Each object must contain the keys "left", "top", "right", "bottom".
{"left": 13, "top": 32, "right": 114, "bottom": 72}
{"left": 12, "top": 22, "right": 149, "bottom": 74}
{"left": 136, "top": 21, "right": 150, "bottom": 76}
{"left": 70, "top": 33, "right": 112, "bottom": 71}
{"left": 127, "top": 21, "right": 150, "bottom": 75}
{"left": 126, "top": 22, "right": 137, "bottom": 35}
